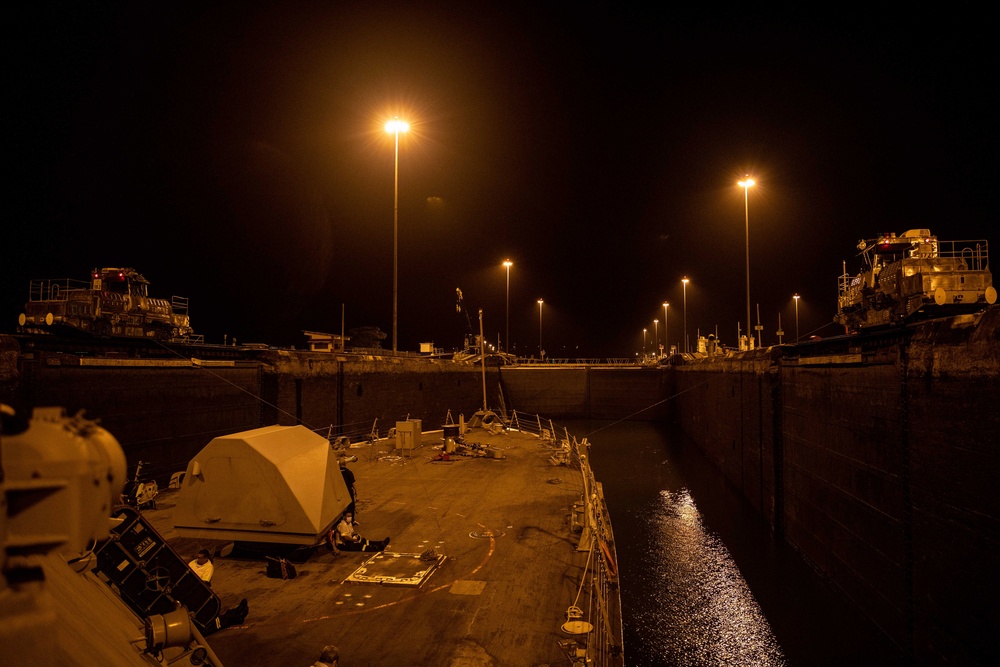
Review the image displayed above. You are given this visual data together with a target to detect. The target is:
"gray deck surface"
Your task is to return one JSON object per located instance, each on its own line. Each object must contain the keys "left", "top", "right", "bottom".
{"left": 147, "top": 425, "right": 593, "bottom": 666}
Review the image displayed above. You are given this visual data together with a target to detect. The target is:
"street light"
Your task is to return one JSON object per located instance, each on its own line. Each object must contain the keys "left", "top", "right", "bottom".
{"left": 739, "top": 175, "right": 755, "bottom": 350}
{"left": 386, "top": 117, "right": 410, "bottom": 353}
{"left": 537, "top": 299, "right": 544, "bottom": 359}
{"left": 662, "top": 302, "right": 669, "bottom": 356}
{"left": 503, "top": 260, "right": 512, "bottom": 353}
{"left": 653, "top": 319, "right": 659, "bottom": 359}
{"left": 793, "top": 293, "right": 800, "bottom": 343}
{"left": 682, "top": 277, "right": 690, "bottom": 353}
{"left": 643, "top": 328, "right": 647, "bottom": 360}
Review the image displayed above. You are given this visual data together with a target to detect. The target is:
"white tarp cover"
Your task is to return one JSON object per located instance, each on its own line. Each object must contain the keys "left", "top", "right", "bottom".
{"left": 173, "top": 425, "right": 350, "bottom": 544}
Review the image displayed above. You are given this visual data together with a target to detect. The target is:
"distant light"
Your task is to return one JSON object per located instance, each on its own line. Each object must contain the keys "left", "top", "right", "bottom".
{"left": 738, "top": 177, "right": 755, "bottom": 188}
{"left": 385, "top": 118, "right": 410, "bottom": 134}
{"left": 503, "top": 260, "right": 513, "bottom": 268}
{"left": 682, "top": 277, "right": 689, "bottom": 285}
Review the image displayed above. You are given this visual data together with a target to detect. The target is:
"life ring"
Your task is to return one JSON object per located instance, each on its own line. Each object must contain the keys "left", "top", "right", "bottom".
{"left": 599, "top": 538, "right": 618, "bottom": 579}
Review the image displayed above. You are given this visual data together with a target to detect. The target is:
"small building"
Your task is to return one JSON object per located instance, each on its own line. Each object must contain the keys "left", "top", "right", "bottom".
{"left": 303, "top": 330, "right": 349, "bottom": 353}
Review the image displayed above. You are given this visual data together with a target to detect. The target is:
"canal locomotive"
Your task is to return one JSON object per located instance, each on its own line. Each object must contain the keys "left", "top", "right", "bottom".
{"left": 835, "top": 229, "right": 996, "bottom": 332}
{"left": 17, "top": 267, "right": 195, "bottom": 340}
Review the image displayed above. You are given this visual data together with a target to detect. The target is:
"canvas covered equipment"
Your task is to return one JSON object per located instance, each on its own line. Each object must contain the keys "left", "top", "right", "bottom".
{"left": 173, "top": 425, "right": 351, "bottom": 545}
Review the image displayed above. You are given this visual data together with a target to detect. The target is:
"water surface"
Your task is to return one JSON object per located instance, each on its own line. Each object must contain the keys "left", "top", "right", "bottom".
{"left": 570, "top": 419, "right": 905, "bottom": 666}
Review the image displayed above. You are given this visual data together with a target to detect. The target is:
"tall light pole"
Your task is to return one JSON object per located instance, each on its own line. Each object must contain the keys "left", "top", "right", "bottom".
{"left": 739, "top": 176, "right": 755, "bottom": 350}
{"left": 653, "top": 319, "right": 659, "bottom": 358}
{"left": 386, "top": 117, "right": 410, "bottom": 353}
{"left": 643, "top": 328, "right": 647, "bottom": 360}
{"left": 682, "top": 277, "right": 690, "bottom": 353}
{"left": 503, "top": 260, "right": 512, "bottom": 353}
{"left": 537, "top": 299, "right": 544, "bottom": 359}
{"left": 793, "top": 293, "right": 800, "bottom": 343}
{"left": 663, "top": 302, "right": 669, "bottom": 356}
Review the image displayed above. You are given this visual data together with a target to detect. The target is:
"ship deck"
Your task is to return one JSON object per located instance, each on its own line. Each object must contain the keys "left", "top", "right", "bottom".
{"left": 146, "top": 422, "right": 604, "bottom": 666}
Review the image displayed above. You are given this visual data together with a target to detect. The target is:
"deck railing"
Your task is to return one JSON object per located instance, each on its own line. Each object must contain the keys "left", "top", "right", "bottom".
{"left": 27, "top": 278, "right": 91, "bottom": 302}
{"left": 507, "top": 410, "right": 625, "bottom": 665}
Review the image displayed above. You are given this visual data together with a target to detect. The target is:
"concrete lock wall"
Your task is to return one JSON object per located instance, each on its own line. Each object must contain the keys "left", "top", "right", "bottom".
{"left": 2, "top": 351, "right": 492, "bottom": 482}
{"left": 3, "top": 308, "right": 997, "bottom": 665}
{"left": 258, "top": 353, "right": 491, "bottom": 434}
{"left": 663, "top": 309, "right": 1000, "bottom": 665}
{"left": 496, "top": 366, "right": 671, "bottom": 421}
{"left": 9, "top": 359, "right": 263, "bottom": 476}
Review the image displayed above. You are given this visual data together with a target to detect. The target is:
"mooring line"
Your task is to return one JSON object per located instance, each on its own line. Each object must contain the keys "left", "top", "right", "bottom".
{"left": 580, "top": 374, "right": 725, "bottom": 438}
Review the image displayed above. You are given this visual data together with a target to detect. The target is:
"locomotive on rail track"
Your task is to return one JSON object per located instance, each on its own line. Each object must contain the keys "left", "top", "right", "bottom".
{"left": 17, "top": 267, "right": 195, "bottom": 340}
{"left": 835, "top": 229, "right": 996, "bottom": 332}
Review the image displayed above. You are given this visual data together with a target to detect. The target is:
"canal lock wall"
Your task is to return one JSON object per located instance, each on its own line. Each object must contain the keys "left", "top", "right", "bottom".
{"left": 468, "top": 313, "right": 999, "bottom": 663}
{"left": 661, "top": 310, "right": 999, "bottom": 665}
{"left": 2, "top": 308, "right": 997, "bottom": 664}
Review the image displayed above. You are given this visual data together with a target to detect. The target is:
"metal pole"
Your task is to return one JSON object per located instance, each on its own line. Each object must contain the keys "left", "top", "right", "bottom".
{"left": 392, "top": 130, "right": 400, "bottom": 353}
{"left": 538, "top": 299, "right": 543, "bottom": 358}
{"left": 479, "top": 309, "right": 487, "bottom": 410}
{"left": 663, "top": 303, "right": 669, "bottom": 356}
{"left": 744, "top": 185, "right": 751, "bottom": 352}
{"left": 504, "top": 261, "right": 512, "bottom": 353}
{"left": 756, "top": 303, "right": 762, "bottom": 348}
{"left": 682, "top": 279, "right": 688, "bottom": 353}
{"left": 794, "top": 293, "right": 800, "bottom": 343}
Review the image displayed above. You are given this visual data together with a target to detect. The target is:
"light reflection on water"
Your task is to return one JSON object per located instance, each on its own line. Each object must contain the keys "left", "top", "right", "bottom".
{"left": 580, "top": 420, "right": 903, "bottom": 666}
{"left": 639, "top": 488, "right": 785, "bottom": 666}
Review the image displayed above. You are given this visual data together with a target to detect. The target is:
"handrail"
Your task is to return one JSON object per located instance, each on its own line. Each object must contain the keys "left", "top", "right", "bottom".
{"left": 509, "top": 357, "right": 648, "bottom": 367}
{"left": 28, "top": 278, "right": 90, "bottom": 302}
{"left": 501, "top": 411, "right": 624, "bottom": 665}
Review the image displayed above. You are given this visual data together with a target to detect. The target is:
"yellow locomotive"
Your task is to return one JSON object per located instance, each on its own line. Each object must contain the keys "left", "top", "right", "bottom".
{"left": 18, "top": 267, "right": 194, "bottom": 340}
{"left": 836, "top": 229, "right": 996, "bottom": 332}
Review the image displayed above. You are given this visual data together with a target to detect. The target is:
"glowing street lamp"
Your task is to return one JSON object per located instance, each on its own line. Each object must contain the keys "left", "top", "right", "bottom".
{"left": 643, "top": 328, "right": 648, "bottom": 359}
{"left": 386, "top": 117, "right": 410, "bottom": 353}
{"left": 793, "top": 293, "right": 800, "bottom": 343}
{"left": 653, "top": 319, "right": 659, "bottom": 358}
{"left": 662, "top": 302, "right": 669, "bottom": 356}
{"left": 739, "top": 176, "right": 755, "bottom": 350}
{"left": 537, "top": 299, "right": 544, "bottom": 358}
{"left": 682, "top": 277, "right": 690, "bottom": 353}
{"left": 503, "top": 260, "right": 512, "bottom": 353}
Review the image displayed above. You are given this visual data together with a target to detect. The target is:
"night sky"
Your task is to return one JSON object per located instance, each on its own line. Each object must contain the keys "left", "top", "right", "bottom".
{"left": 7, "top": 5, "right": 995, "bottom": 357}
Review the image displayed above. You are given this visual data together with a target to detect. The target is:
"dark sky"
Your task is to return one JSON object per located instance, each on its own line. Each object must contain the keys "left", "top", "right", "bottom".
{"left": 7, "top": 4, "right": 995, "bottom": 357}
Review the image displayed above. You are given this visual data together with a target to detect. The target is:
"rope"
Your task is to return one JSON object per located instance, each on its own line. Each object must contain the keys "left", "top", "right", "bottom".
{"left": 580, "top": 374, "right": 724, "bottom": 438}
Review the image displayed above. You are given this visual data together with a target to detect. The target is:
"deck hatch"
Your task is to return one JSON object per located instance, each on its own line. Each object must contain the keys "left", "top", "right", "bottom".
{"left": 343, "top": 552, "right": 446, "bottom": 587}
